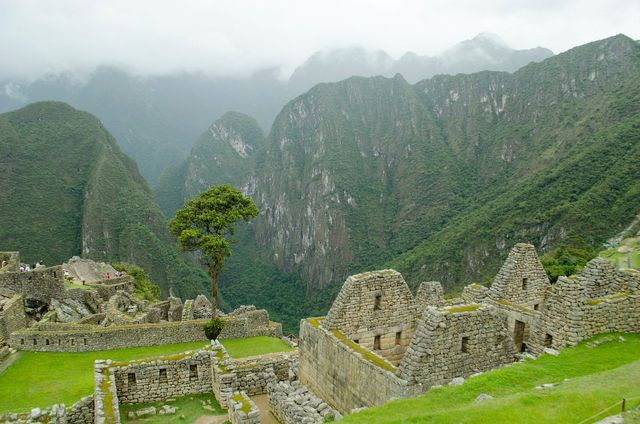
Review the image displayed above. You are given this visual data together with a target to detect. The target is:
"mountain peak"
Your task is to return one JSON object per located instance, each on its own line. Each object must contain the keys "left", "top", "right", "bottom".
{"left": 471, "top": 32, "right": 509, "bottom": 47}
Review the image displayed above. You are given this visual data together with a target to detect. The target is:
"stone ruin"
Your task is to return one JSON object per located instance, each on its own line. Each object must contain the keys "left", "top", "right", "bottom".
{"left": 0, "top": 251, "right": 282, "bottom": 354}
{"left": 298, "top": 242, "right": 640, "bottom": 414}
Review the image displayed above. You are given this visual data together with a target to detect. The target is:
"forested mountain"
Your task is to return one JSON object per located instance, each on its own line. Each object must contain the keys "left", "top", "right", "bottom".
{"left": 0, "top": 101, "right": 209, "bottom": 298}
{"left": 0, "top": 34, "right": 551, "bottom": 184}
{"left": 159, "top": 34, "right": 640, "bottom": 332}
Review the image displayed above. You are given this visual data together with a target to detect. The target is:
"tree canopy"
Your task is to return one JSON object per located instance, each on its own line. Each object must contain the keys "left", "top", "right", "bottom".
{"left": 169, "top": 184, "right": 259, "bottom": 315}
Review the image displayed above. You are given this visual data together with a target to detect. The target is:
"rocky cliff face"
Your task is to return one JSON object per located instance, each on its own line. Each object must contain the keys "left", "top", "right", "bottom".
{"left": 155, "top": 111, "right": 265, "bottom": 216}
{"left": 254, "top": 34, "right": 640, "bottom": 292}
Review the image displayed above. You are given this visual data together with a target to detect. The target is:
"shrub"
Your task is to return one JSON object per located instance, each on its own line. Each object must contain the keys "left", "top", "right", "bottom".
{"left": 204, "top": 317, "right": 225, "bottom": 341}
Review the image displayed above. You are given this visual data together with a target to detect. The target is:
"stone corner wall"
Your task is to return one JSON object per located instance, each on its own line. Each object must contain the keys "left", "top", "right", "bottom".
{"left": 298, "top": 319, "right": 421, "bottom": 415}
{"left": 487, "top": 243, "right": 550, "bottom": 309}
{"left": 227, "top": 391, "right": 260, "bottom": 424}
{"left": 67, "top": 396, "right": 94, "bottom": 424}
{"left": 0, "top": 295, "right": 27, "bottom": 340}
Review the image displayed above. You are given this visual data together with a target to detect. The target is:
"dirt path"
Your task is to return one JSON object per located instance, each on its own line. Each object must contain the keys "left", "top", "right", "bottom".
{"left": 192, "top": 415, "right": 228, "bottom": 424}
{"left": 251, "top": 394, "right": 278, "bottom": 424}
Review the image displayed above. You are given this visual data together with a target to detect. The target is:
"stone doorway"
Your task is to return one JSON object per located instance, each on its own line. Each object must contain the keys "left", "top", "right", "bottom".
{"left": 513, "top": 320, "right": 527, "bottom": 352}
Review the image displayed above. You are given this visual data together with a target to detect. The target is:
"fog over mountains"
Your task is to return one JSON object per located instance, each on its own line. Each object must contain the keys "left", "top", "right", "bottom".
{"left": 0, "top": 33, "right": 552, "bottom": 184}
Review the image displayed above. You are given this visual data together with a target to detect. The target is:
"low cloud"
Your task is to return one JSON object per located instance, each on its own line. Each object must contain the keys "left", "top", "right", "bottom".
{"left": 0, "top": 0, "right": 638, "bottom": 80}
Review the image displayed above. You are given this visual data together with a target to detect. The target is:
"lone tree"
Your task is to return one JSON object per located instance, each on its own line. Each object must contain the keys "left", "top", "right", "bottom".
{"left": 169, "top": 184, "right": 259, "bottom": 317}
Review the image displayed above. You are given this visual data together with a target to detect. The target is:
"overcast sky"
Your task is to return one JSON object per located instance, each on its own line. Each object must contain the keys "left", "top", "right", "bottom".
{"left": 0, "top": 0, "right": 638, "bottom": 80}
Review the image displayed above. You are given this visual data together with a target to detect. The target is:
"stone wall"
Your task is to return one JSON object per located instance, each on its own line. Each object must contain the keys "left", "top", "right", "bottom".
{"left": 67, "top": 396, "right": 94, "bottom": 424}
{"left": 211, "top": 342, "right": 294, "bottom": 409}
{"left": 461, "top": 284, "right": 489, "bottom": 304}
{"left": 94, "top": 361, "right": 121, "bottom": 424}
{"left": 227, "top": 391, "right": 260, "bottom": 424}
{"left": 415, "top": 281, "right": 444, "bottom": 311}
{"left": 0, "top": 266, "right": 65, "bottom": 303}
{"left": 298, "top": 319, "right": 421, "bottom": 415}
{"left": 10, "top": 307, "right": 280, "bottom": 352}
{"left": 113, "top": 349, "right": 213, "bottom": 404}
{"left": 324, "top": 270, "right": 418, "bottom": 364}
{"left": 268, "top": 380, "right": 340, "bottom": 424}
{"left": 0, "top": 295, "right": 27, "bottom": 341}
{"left": 528, "top": 260, "right": 640, "bottom": 354}
{"left": 487, "top": 243, "right": 550, "bottom": 310}
{"left": 87, "top": 277, "right": 135, "bottom": 301}
{"left": 10, "top": 320, "right": 209, "bottom": 352}
{"left": 398, "top": 304, "right": 515, "bottom": 387}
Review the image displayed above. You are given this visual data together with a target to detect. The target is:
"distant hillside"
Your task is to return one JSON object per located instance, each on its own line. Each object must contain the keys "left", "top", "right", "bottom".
{"left": 0, "top": 101, "right": 209, "bottom": 298}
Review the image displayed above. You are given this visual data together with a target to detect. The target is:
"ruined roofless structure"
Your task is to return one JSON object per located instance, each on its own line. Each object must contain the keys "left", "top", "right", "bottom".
{"left": 299, "top": 243, "right": 640, "bottom": 415}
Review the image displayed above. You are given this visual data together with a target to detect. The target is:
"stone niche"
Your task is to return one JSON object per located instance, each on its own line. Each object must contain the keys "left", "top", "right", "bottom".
{"left": 323, "top": 269, "right": 418, "bottom": 365}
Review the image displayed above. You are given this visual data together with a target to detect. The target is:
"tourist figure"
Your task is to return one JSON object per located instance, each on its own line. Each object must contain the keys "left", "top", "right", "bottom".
{"left": 105, "top": 272, "right": 110, "bottom": 280}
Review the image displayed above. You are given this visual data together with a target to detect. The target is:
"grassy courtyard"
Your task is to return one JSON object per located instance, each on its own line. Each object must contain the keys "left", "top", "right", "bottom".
{"left": 344, "top": 333, "right": 640, "bottom": 424}
{"left": 0, "top": 336, "right": 293, "bottom": 413}
{"left": 120, "top": 393, "right": 225, "bottom": 423}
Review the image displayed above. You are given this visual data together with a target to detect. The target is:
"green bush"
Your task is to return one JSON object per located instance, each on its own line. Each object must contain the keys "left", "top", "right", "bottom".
{"left": 204, "top": 317, "right": 225, "bottom": 341}
{"left": 112, "top": 262, "right": 161, "bottom": 301}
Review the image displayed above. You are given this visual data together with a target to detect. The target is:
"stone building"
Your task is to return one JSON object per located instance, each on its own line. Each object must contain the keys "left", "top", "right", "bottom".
{"left": 299, "top": 242, "right": 640, "bottom": 415}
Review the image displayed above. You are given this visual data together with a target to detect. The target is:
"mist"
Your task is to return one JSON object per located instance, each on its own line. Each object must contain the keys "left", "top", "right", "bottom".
{"left": 0, "top": 0, "right": 638, "bottom": 81}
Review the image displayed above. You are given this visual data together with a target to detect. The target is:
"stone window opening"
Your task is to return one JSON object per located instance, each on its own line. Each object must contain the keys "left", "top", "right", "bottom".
{"left": 534, "top": 303, "right": 539, "bottom": 311}
{"left": 159, "top": 368, "right": 168, "bottom": 383}
{"left": 374, "top": 294, "right": 382, "bottom": 311}
{"left": 395, "top": 331, "right": 402, "bottom": 345}
{"left": 522, "top": 278, "right": 528, "bottom": 290}
{"left": 374, "top": 335, "right": 381, "bottom": 350}
{"left": 45, "top": 339, "right": 50, "bottom": 345}
{"left": 461, "top": 336, "right": 470, "bottom": 353}
{"left": 53, "top": 271, "right": 57, "bottom": 278}
{"left": 71, "top": 339, "right": 75, "bottom": 346}
{"left": 190, "top": 364, "right": 198, "bottom": 379}
{"left": 353, "top": 339, "right": 359, "bottom": 344}
{"left": 128, "top": 373, "right": 136, "bottom": 386}
{"left": 84, "top": 338, "right": 87, "bottom": 345}
{"left": 58, "top": 339, "right": 61, "bottom": 345}
{"left": 33, "top": 339, "right": 37, "bottom": 346}
{"left": 20, "top": 338, "right": 24, "bottom": 345}
{"left": 545, "top": 334, "right": 553, "bottom": 348}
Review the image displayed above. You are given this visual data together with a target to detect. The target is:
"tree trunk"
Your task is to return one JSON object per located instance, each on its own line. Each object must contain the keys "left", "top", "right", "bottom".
{"left": 210, "top": 268, "right": 218, "bottom": 318}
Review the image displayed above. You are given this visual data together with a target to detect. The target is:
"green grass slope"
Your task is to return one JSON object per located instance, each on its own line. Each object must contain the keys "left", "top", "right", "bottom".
{"left": 344, "top": 333, "right": 640, "bottom": 424}
{"left": 0, "top": 101, "right": 208, "bottom": 297}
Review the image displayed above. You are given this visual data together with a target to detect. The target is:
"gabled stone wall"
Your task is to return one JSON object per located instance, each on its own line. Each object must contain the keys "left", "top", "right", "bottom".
{"left": 415, "top": 281, "right": 444, "bottom": 311}
{"left": 324, "top": 270, "right": 418, "bottom": 363}
{"left": 487, "top": 243, "right": 550, "bottom": 309}
{"left": 398, "top": 304, "right": 515, "bottom": 387}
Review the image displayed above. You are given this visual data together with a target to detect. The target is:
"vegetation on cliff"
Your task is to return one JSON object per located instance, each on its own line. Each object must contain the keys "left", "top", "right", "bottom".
{"left": 0, "top": 101, "right": 209, "bottom": 298}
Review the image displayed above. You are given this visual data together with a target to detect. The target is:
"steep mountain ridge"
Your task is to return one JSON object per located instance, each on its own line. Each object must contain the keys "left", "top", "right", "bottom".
{"left": 0, "top": 101, "right": 209, "bottom": 297}
{"left": 252, "top": 34, "right": 640, "bottom": 295}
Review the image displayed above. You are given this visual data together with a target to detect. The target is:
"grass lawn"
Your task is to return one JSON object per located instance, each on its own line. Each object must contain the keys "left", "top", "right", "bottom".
{"left": 343, "top": 333, "right": 640, "bottom": 424}
{"left": 0, "top": 336, "right": 293, "bottom": 414}
{"left": 222, "top": 336, "right": 294, "bottom": 358}
{"left": 120, "top": 393, "right": 225, "bottom": 423}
